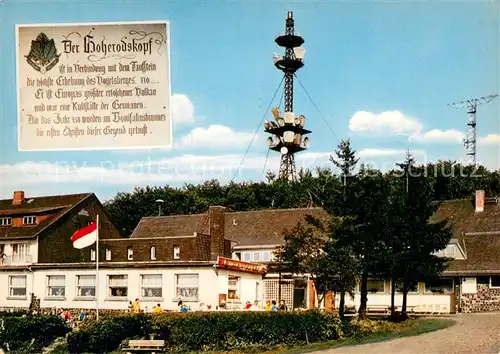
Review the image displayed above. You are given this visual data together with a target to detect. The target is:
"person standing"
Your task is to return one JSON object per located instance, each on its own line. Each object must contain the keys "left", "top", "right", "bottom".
{"left": 278, "top": 300, "right": 287, "bottom": 311}
{"left": 271, "top": 300, "right": 278, "bottom": 311}
{"left": 132, "top": 298, "right": 141, "bottom": 313}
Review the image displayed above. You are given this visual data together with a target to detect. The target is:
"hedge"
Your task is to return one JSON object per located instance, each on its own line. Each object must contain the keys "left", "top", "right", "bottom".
{"left": 67, "top": 311, "right": 342, "bottom": 353}
{"left": 0, "top": 315, "right": 71, "bottom": 352}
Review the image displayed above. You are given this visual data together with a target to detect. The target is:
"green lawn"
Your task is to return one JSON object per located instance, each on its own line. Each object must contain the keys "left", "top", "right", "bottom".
{"left": 281, "top": 318, "right": 456, "bottom": 353}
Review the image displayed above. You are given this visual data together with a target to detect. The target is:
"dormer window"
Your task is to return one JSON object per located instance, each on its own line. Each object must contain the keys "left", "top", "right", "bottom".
{"left": 0, "top": 217, "right": 12, "bottom": 226}
{"left": 23, "top": 216, "right": 36, "bottom": 225}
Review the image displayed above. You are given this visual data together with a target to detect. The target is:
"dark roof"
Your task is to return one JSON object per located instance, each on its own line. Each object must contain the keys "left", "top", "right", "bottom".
{"left": 0, "top": 193, "right": 92, "bottom": 239}
{"left": 436, "top": 199, "right": 500, "bottom": 274}
{"left": 434, "top": 199, "right": 500, "bottom": 237}
{"left": 131, "top": 208, "right": 330, "bottom": 247}
{"left": 446, "top": 233, "right": 500, "bottom": 274}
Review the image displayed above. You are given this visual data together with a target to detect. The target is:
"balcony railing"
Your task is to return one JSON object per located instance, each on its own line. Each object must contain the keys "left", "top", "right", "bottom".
{"left": 1, "top": 254, "right": 33, "bottom": 266}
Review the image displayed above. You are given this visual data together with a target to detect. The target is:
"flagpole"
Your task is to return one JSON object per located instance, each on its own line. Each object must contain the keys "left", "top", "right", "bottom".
{"left": 96, "top": 214, "right": 99, "bottom": 322}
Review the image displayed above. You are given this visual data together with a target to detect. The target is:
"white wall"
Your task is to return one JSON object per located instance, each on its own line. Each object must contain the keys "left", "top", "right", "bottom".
{"left": 0, "top": 266, "right": 263, "bottom": 311}
{"left": 340, "top": 293, "right": 453, "bottom": 313}
{"left": 218, "top": 270, "right": 262, "bottom": 305}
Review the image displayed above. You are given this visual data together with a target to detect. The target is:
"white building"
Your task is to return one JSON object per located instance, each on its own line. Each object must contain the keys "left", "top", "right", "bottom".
{"left": 0, "top": 192, "right": 265, "bottom": 313}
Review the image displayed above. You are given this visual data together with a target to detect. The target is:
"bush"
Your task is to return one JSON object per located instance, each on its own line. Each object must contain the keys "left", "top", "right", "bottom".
{"left": 342, "top": 318, "right": 405, "bottom": 339}
{"left": 0, "top": 315, "right": 71, "bottom": 352}
{"left": 67, "top": 311, "right": 342, "bottom": 353}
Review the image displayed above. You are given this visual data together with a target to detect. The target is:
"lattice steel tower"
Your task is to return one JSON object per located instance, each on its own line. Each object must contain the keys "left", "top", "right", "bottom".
{"left": 264, "top": 12, "right": 311, "bottom": 181}
{"left": 448, "top": 94, "right": 498, "bottom": 165}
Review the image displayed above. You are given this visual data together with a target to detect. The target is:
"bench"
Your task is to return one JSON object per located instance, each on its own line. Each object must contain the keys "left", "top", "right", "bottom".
{"left": 366, "top": 305, "right": 390, "bottom": 314}
{"left": 123, "top": 339, "right": 165, "bottom": 353}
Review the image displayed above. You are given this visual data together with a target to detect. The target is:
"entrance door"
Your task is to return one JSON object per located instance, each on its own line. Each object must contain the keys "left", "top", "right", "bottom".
{"left": 293, "top": 288, "right": 306, "bottom": 309}
{"left": 293, "top": 278, "right": 308, "bottom": 309}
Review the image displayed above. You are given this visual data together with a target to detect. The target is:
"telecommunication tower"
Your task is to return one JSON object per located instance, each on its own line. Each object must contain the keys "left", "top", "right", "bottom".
{"left": 264, "top": 12, "right": 311, "bottom": 181}
{"left": 448, "top": 94, "right": 498, "bottom": 165}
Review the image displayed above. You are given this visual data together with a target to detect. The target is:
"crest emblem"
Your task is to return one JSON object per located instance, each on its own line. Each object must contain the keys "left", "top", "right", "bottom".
{"left": 25, "top": 33, "right": 60, "bottom": 74}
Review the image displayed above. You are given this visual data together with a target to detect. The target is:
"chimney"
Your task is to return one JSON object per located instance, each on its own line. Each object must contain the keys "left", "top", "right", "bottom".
{"left": 475, "top": 190, "right": 485, "bottom": 212}
{"left": 12, "top": 191, "right": 25, "bottom": 205}
{"left": 209, "top": 206, "right": 226, "bottom": 261}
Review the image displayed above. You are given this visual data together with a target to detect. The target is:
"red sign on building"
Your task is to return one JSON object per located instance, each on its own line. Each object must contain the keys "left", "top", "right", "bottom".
{"left": 217, "top": 257, "right": 267, "bottom": 274}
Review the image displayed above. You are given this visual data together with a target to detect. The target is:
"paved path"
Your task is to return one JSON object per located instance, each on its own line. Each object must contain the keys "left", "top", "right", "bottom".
{"left": 318, "top": 313, "right": 500, "bottom": 354}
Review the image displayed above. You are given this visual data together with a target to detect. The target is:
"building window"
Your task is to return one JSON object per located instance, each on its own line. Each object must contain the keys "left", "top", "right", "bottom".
{"left": 23, "top": 216, "right": 36, "bottom": 225}
{"left": 262, "top": 251, "right": 271, "bottom": 262}
{"left": 47, "top": 275, "right": 65, "bottom": 297}
{"left": 394, "top": 280, "right": 418, "bottom": 293}
{"left": 90, "top": 249, "right": 96, "bottom": 261}
{"left": 141, "top": 274, "right": 162, "bottom": 298}
{"left": 12, "top": 243, "right": 29, "bottom": 256}
{"left": 105, "top": 248, "right": 111, "bottom": 261}
{"left": 108, "top": 275, "right": 128, "bottom": 297}
{"left": 490, "top": 276, "right": 500, "bottom": 288}
{"left": 233, "top": 252, "right": 241, "bottom": 261}
{"left": 11, "top": 243, "right": 30, "bottom": 264}
{"left": 256, "top": 281, "right": 261, "bottom": 301}
{"left": 477, "top": 276, "right": 490, "bottom": 285}
{"left": 127, "top": 247, "right": 133, "bottom": 260}
{"left": 253, "top": 252, "right": 260, "bottom": 262}
{"left": 175, "top": 274, "right": 199, "bottom": 301}
{"left": 366, "top": 279, "right": 385, "bottom": 293}
{"left": 444, "top": 245, "right": 456, "bottom": 258}
{"left": 0, "top": 217, "right": 12, "bottom": 226}
{"left": 242, "top": 252, "right": 251, "bottom": 262}
{"left": 228, "top": 275, "right": 240, "bottom": 301}
{"left": 150, "top": 246, "right": 156, "bottom": 260}
{"left": 424, "top": 278, "right": 454, "bottom": 294}
{"left": 76, "top": 275, "right": 96, "bottom": 297}
{"left": 173, "top": 245, "right": 180, "bottom": 260}
{"left": 9, "top": 275, "right": 27, "bottom": 297}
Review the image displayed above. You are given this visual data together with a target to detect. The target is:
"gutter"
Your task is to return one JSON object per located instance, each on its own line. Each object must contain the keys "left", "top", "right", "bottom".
{"left": 233, "top": 244, "right": 281, "bottom": 250}
{"left": 102, "top": 235, "right": 197, "bottom": 241}
{"left": 444, "top": 270, "right": 500, "bottom": 276}
{"left": 464, "top": 231, "right": 500, "bottom": 236}
{"left": 0, "top": 261, "right": 216, "bottom": 270}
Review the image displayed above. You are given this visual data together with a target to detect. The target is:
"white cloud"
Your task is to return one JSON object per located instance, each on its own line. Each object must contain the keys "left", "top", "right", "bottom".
{"left": 2, "top": 146, "right": 497, "bottom": 200}
{"left": 358, "top": 148, "right": 425, "bottom": 158}
{"left": 177, "top": 125, "right": 257, "bottom": 149}
{"left": 0, "top": 152, "right": 337, "bottom": 198}
{"left": 409, "top": 129, "right": 465, "bottom": 143}
{"left": 349, "top": 110, "right": 465, "bottom": 144}
{"left": 478, "top": 134, "right": 500, "bottom": 146}
{"left": 349, "top": 111, "right": 422, "bottom": 136}
{"left": 171, "top": 93, "right": 195, "bottom": 125}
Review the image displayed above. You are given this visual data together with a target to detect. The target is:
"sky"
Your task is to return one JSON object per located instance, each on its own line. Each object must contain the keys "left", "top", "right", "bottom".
{"left": 0, "top": 0, "right": 499, "bottom": 201}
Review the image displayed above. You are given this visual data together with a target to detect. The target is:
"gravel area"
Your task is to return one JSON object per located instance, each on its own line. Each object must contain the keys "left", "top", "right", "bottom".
{"left": 318, "top": 313, "right": 500, "bottom": 354}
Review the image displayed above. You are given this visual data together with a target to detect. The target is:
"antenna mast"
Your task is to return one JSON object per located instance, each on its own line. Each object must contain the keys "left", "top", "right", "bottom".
{"left": 448, "top": 93, "right": 498, "bottom": 165}
{"left": 264, "top": 12, "right": 311, "bottom": 181}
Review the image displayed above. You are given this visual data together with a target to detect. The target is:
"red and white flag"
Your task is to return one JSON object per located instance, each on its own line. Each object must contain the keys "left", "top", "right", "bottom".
{"left": 70, "top": 222, "right": 98, "bottom": 249}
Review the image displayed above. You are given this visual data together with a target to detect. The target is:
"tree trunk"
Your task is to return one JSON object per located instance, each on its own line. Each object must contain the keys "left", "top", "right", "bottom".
{"left": 339, "top": 290, "right": 346, "bottom": 320}
{"left": 358, "top": 271, "right": 368, "bottom": 319}
{"left": 402, "top": 284, "right": 408, "bottom": 321}
{"left": 316, "top": 292, "right": 324, "bottom": 310}
{"left": 390, "top": 276, "right": 396, "bottom": 321}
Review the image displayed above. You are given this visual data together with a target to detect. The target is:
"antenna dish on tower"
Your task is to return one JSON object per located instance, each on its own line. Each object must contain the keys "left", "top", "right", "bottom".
{"left": 271, "top": 107, "right": 280, "bottom": 120}
{"left": 293, "top": 47, "right": 305, "bottom": 60}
